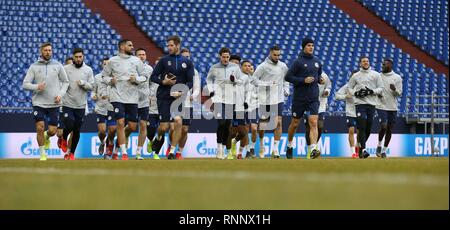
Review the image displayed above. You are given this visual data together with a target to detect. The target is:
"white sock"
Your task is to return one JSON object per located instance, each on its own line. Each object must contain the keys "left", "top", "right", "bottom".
{"left": 169, "top": 146, "right": 176, "bottom": 154}
{"left": 120, "top": 144, "right": 127, "bottom": 155}
{"left": 179, "top": 147, "right": 184, "bottom": 153}
{"left": 288, "top": 141, "right": 293, "bottom": 148}
{"left": 382, "top": 146, "right": 387, "bottom": 153}
{"left": 39, "top": 146, "right": 45, "bottom": 155}
{"left": 239, "top": 146, "right": 244, "bottom": 154}
{"left": 351, "top": 146, "right": 355, "bottom": 154}
{"left": 259, "top": 138, "right": 264, "bottom": 147}
{"left": 217, "top": 143, "right": 223, "bottom": 153}
{"left": 378, "top": 141, "right": 383, "bottom": 147}
{"left": 307, "top": 145, "right": 312, "bottom": 153}
{"left": 274, "top": 140, "right": 279, "bottom": 152}
{"left": 250, "top": 141, "right": 255, "bottom": 149}
{"left": 136, "top": 146, "right": 142, "bottom": 155}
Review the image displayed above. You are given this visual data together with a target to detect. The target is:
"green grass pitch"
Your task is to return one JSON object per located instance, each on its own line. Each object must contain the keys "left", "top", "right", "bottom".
{"left": 0, "top": 157, "right": 448, "bottom": 209}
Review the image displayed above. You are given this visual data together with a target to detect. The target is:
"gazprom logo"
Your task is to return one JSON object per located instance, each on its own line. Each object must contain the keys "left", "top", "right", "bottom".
{"left": 20, "top": 137, "right": 61, "bottom": 156}
{"left": 196, "top": 137, "right": 216, "bottom": 156}
{"left": 20, "top": 138, "right": 33, "bottom": 155}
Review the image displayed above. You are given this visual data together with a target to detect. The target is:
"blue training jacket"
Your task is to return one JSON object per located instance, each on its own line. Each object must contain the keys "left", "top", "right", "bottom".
{"left": 284, "top": 52, "right": 323, "bottom": 102}
{"left": 150, "top": 54, "right": 194, "bottom": 100}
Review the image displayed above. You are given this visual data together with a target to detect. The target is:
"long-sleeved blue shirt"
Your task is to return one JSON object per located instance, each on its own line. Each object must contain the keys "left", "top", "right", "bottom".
{"left": 284, "top": 52, "right": 322, "bottom": 102}
{"left": 150, "top": 54, "right": 194, "bottom": 101}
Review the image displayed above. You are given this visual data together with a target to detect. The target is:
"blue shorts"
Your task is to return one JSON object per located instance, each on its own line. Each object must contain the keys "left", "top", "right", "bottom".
{"left": 377, "top": 109, "right": 397, "bottom": 125}
{"left": 111, "top": 102, "right": 138, "bottom": 122}
{"left": 182, "top": 107, "right": 192, "bottom": 126}
{"left": 356, "top": 104, "right": 376, "bottom": 120}
{"left": 138, "top": 107, "right": 149, "bottom": 121}
{"left": 106, "top": 110, "right": 116, "bottom": 126}
{"left": 147, "top": 114, "right": 160, "bottom": 128}
{"left": 233, "top": 110, "right": 247, "bottom": 127}
{"left": 247, "top": 109, "right": 259, "bottom": 124}
{"left": 214, "top": 103, "right": 234, "bottom": 120}
{"left": 62, "top": 106, "right": 85, "bottom": 126}
{"left": 259, "top": 103, "right": 283, "bottom": 120}
{"left": 346, "top": 116, "right": 357, "bottom": 128}
{"left": 96, "top": 114, "right": 107, "bottom": 124}
{"left": 292, "top": 100, "right": 319, "bottom": 119}
{"left": 158, "top": 99, "right": 184, "bottom": 122}
{"left": 33, "top": 106, "right": 59, "bottom": 126}
{"left": 57, "top": 107, "right": 64, "bottom": 129}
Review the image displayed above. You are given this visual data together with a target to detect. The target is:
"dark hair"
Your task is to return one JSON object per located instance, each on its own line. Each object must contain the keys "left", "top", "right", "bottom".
{"left": 135, "top": 48, "right": 146, "bottom": 53}
{"left": 167, "top": 35, "right": 181, "bottom": 45}
{"left": 230, "top": 54, "right": 241, "bottom": 62}
{"left": 72, "top": 47, "right": 84, "bottom": 55}
{"left": 180, "top": 48, "right": 190, "bottom": 53}
{"left": 65, "top": 57, "right": 73, "bottom": 63}
{"left": 359, "top": 56, "right": 369, "bottom": 62}
{"left": 219, "top": 47, "right": 231, "bottom": 55}
{"left": 40, "top": 42, "right": 52, "bottom": 50}
{"left": 270, "top": 45, "right": 281, "bottom": 51}
{"left": 118, "top": 39, "right": 131, "bottom": 49}
{"left": 101, "top": 57, "right": 109, "bottom": 63}
{"left": 241, "top": 60, "right": 252, "bottom": 66}
{"left": 384, "top": 58, "right": 394, "bottom": 65}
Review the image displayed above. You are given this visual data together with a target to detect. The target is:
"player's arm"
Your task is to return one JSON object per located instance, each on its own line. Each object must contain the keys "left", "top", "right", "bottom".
{"left": 391, "top": 76, "right": 403, "bottom": 97}
{"left": 335, "top": 85, "right": 348, "bottom": 100}
{"left": 101, "top": 60, "right": 114, "bottom": 85}
{"left": 79, "top": 68, "right": 94, "bottom": 91}
{"left": 185, "top": 61, "right": 194, "bottom": 90}
{"left": 150, "top": 59, "right": 164, "bottom": 85}
{"left": 58, "top": 64, "right": 69, "bottom": 97}
{"left": 373, "top": 73, "right": 384, "bottom": 95}
{"left": 135, "top": 61, "right": 152, "bottom": 84}
{"left": 22, "top": 66, "right": 39, "bottom": 91}
{"left": 323, "top": 73, "right": 332, "bottom": 96}
{"left": 191, "top": 69, "right": 201, "bottom": 99}
{"left": 205, "top": 66, "right": 215, "bottom": 95}
{"left": 249, "top": 65, "right": 270, "bottom": 87}
{"left": 284, "top": 60, "right": 305, "bottom": 86}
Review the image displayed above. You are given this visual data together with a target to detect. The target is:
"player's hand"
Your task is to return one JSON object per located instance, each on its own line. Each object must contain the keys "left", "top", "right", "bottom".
{"left": 346, "top": 92, "right": 353, "bottom": 99}
{"left": 37, "top": 82, "right": 46, "bottom": 91}
{"left": 305, "top": 76, "right": 314, "bottom": 84}
{"left": 390, "top": 84, "right": 396, "bottom": 91}
{"left": 110, "top": 76, "right": 117, "bottom": 86}
{"left": 230, "top": 75, "right": 235, "bottom": 82}
{"left": 365, "top": 86, "right": 374, "bottom": 95}
{"left": 170, "top": 91, "right": 182, "bottom": 98}
{"left": 77, "top": 80, "right": 85, "bottom": 86}
{"left": 54, "top": 95, "right": 62, "bottom": 104}
{"left": 319, "top": 77, "right": 325, "bottom": 85}
{"left": 101, "top": 95, "right": 108, "bottom": 100}
{"left": 322, "top": 90, "right": 329, "bottom": 97}
{"left": 129, "top": 75, "right": 137, "bottom": 84}
{"left": 244, "top": 102, "right": 249, "bottom": 110}
{"left": 209, "top": 91, "right": 215, "bottom": 98}
{"left": 92, "top": 94, "right": 98, "bottom": 101}
{"left": 162, "top": 74, "right": 176, "bottom": 86}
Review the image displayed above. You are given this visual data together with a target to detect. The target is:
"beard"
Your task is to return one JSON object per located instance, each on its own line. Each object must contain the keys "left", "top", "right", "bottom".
{"left": 74, "top": 62, "right": 83, "bottom": 68}
{"left": 125, "top": 50, "right": 133, "bottom": 55}
{"left": 42, "top": 55, "right": 51, "bottom": 61}
{"left": 362, "top": 66, "right": 370, "bottom": 70}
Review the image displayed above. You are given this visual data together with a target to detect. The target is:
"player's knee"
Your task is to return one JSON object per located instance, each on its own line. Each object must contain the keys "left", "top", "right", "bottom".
{"left": 36, "top": 122, "right": 45, "bottom": 133}
{"left": 349, "top": 127, "right": 355, "bottom": 135}
{"left": 309, "top": 119, "right": 318, "bottom": 128}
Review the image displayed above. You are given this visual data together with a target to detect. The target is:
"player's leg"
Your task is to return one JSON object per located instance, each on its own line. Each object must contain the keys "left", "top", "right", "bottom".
{"left": 347, "top": 117, "right": 357, "bottom": 158}
{"left": 62, "top": 107, "right": 75, "bottom": 156}
{"left": 67, "top": 109, "right": 82, "bottom": 160}
{"left": 382, "top": 111, "right": 397, "bottom": 158}
{"left": 96, "top": 115, "right": 107, "bottom": 155}
{"left": 135, "top": 107, "right": 149, "bottom": 160}
{"left": 376, "top": 109, "right": 387, "bottom": 157}
{"left": 271, "top": 103, "right": 283, "bottom": 158}
{"left": 355, "top": 105, "right": 370, "bottom": 158}
{"left": 286, "top": 101, "right": 305, "bottom": 159}
{"left": 317, "top": 113, "right": 325, "bottom": 142}
{"left": 33, "top": 107, "right": 47, "bottom": 160}
{"left": 106, "top": 111, "right": 117, "bottom": 159}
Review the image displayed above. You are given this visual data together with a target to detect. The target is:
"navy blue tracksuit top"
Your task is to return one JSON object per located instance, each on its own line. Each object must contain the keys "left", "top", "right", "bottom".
{"left": 284, "top": 52, "right": 322, "bottom": 102}
{"left": 150, "top": 54, "right": 194, "bottom": 101}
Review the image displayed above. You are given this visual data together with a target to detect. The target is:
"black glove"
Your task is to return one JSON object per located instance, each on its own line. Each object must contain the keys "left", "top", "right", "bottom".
{"left": 365, "top": 86, "right": 374, "bottom": 95}
{"left": 354, "top": 90, "right": 362, "bottom": 98}
{"left": 244, "top": 103, "right": 249, "bottom": 110}
{"left": 209, "top": 91, "right": 215, "bottom": 97}
{"left": 230, "top": 75, "right": 235, "bottom": 82}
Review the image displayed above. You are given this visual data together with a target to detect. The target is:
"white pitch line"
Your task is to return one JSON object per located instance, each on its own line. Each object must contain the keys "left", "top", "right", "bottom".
{"left": 0, "top": 167, "right": 448, "bottom": 187}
